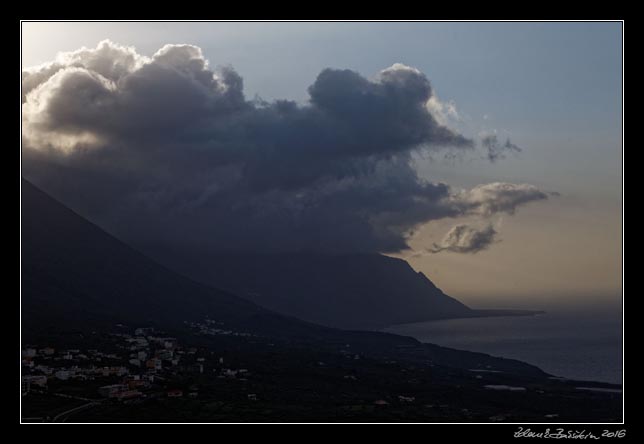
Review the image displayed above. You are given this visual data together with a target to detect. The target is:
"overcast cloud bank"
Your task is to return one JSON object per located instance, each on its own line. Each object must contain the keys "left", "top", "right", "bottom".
{"left": 22, "top": 40, "right": 548, "bottom": 254}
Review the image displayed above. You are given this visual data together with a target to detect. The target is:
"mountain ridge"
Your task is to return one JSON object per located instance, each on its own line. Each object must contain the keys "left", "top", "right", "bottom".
{"left": 136, "top": 245, "right": 537, "bottom": 330}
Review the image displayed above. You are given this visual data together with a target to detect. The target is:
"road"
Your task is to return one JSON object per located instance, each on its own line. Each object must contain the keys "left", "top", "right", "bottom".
{"left": 52, "top": 401, "right": 100, "bottom": 422}
{"left": 24, "top": 389, "right": 103, "bottom": 422}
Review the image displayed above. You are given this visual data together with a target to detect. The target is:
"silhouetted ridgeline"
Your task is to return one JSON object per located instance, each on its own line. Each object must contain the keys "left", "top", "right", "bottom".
{"left": 138, "top": 248, "right": 543, "bottom": 330}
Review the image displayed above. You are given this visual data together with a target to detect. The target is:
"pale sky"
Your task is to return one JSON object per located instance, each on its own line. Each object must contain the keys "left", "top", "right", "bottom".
{"left": 21, "top": 21, "right": 623, "bottom": 310}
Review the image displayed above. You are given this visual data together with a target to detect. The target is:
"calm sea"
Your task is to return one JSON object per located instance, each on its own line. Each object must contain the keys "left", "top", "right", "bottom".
{"left": 384, "top": 310, "right": 623, "bottom": 384}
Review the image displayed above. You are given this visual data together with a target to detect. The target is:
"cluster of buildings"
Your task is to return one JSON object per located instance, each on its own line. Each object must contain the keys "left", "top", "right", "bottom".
{"left": 21, "top": 327, "right": 180, "bottom": 397}
{"left": 21, "top": 345, "right": 130, "bottom": 393}
{"left": 185, "top": 319, "right": 253, "bottom": 338}
{"left": 22, "top": 324, "right": 255, "bottom": 402}
{"left": 118, "top": 332, "right": 181, "bottom": 369}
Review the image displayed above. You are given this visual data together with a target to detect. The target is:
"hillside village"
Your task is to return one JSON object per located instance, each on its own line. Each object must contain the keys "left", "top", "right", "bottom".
{"left": 21, "top": 318, "right": 622, "bottom": 423}
{"left": 22, "top": 321, "right": 260, "bottom": 413}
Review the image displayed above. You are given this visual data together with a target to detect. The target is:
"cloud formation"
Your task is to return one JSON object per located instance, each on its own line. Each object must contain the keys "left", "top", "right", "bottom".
{"left": 482, "top": 134, "right": 522, "bottom": 162}
{"left": 22, "top": 40, "right": 548, "bottom": 254}
{"left": 430, "top": 224, "right": 498, "bottom": 254}
{"left": 451, "top": 182, "right": 549, "bottom": 217}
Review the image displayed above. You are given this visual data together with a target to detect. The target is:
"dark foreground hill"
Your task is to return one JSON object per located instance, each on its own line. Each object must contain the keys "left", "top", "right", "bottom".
{"left": 20, "top": 179, "right": 621, "bottom": 422}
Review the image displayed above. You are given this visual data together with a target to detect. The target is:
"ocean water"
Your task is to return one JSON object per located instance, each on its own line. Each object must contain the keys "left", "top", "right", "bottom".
{"left": 384, "top": 310, "right": 623, "bottom": 384}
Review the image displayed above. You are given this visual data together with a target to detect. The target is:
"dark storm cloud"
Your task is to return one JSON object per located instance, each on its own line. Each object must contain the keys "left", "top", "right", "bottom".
{"left": 430, "top": 224, "right": 498, "bottom": 254}
{"left": 22, "top": 41, "right": 547, "bottom": 253}
{"left": 482, "top": 134, "right": 522, "bottom": 162}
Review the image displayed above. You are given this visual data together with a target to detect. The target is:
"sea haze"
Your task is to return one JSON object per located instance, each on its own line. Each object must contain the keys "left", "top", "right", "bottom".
{"left": 384, "top": 307, "right": 623, "bottom": 384}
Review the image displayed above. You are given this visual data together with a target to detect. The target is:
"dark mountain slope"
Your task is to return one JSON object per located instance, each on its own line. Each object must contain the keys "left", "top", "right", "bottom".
{"left": 22, "top": 178, "right": 289, "bottom": 337}
{"left": 21, "top": 178, "right": 550, "bottom": 377}
{"left": 137, "top": 247, "right": 474, "bottom": 330}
